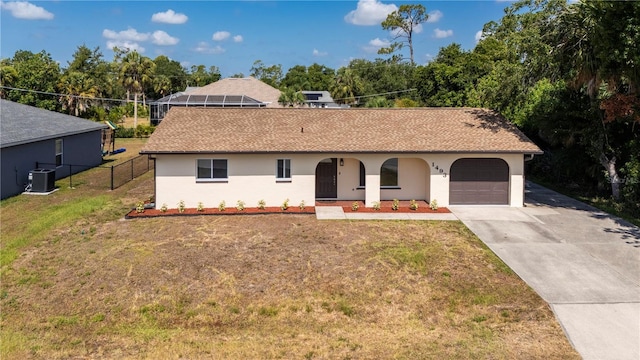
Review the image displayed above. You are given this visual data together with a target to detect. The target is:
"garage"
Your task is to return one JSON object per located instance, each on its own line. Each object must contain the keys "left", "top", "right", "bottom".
{"left": 449, "top": 158, "right": 509, "bottom": 205}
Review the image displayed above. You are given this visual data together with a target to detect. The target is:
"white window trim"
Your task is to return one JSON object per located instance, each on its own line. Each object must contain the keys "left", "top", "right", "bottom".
{"left": 276, "top": 158, "right": 292, "bottom": 182}
{"left": 196, "top": 158, "right": 228, "bottom": 182}
{"left": 55, "top": 138, "right": 63, "bottom": 168}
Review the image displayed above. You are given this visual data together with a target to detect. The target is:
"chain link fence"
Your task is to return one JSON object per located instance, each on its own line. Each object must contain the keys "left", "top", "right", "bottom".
{"left": 110, "top": 155, "right": 154, "bottom": 190}
{"left": 35, "top": 155, "right": 153, "bottom": 191}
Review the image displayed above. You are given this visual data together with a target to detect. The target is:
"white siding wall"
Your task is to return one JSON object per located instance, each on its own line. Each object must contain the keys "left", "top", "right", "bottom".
{"left": 155, "top": 154, "right": 316, "bottom": 209}
{"left": 153, "top": 153, "right": 525, "bottom": 209}
{"left": 428, "top": 153, "right": 525, "bottom": 207}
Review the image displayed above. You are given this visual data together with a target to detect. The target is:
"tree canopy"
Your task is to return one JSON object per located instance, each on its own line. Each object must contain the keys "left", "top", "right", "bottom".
{"left": 1, "top": 1, "right": 638, "bottom": 217}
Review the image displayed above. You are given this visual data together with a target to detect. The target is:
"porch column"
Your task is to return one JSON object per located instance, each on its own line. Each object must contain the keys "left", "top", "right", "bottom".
{"left": 365, "top": 174, "right": 380, "bottom": 207}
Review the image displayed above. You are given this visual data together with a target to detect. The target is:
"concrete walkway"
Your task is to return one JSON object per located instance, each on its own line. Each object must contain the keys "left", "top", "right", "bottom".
{"left": 450, "top": 182, "right": 640, "bottom": 360}
{"left": 315, "top": 206, "right": 458, "bottom": 221}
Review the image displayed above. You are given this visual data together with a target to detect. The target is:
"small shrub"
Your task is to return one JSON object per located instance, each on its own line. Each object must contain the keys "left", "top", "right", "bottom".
{"left": 351, "top": 201, "right": 359, "bottom": 211}
{"left": 136, "top": 201, "right": 145, "bottom": 213}
{"left": 430, "top": 199, "right": 438, "bottom": 211}
{"left": 115, "top": 127, "right": 135, "bottom": 138}
{"left": 281, "top": 198, "right": 289, "bottom": 211}
{"left": 236, "top": 200, "right": 245, "bottom": 211}
{"left": 391, "top": 199, "right": 399, "bottom": 211}
{"left": 409, "top": 199, "right": 419, "bottom": 210}
{"left": 160, "top": 203, "right": 168, "bottom": 212}
{"left": 197, "top": 202, "right": 204, "bottom": 212}
{"left": 257, "top": 199, "right": 266, "bottom": 210}
{"left": 299, "top": 200, "right": 305, "bottom": 210}
{"left": 372, "top": 201, "right": 381, "bottom": 211}
{"left": 218, "top": 200, "right": 226, "bottom": 212}
{"left": 177, "top": 200, "right": 185, "bottom": 213}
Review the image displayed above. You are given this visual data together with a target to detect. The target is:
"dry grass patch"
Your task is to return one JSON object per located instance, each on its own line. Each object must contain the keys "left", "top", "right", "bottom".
{"left": 0, "top": 147, "right": 579, "bottom": 358}
{"left": 2, "top": 214, "right": 579, "bottom": 358}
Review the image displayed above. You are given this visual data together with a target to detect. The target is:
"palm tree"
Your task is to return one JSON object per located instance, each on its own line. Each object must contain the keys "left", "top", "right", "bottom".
{"left": 58, "top": 71, "right": 98, "bottom": 116}
{"left": 118, "top": 50, "right": 155, "bottom": 128}
{"left": 153, "top": 75, "right": 172, "bottom": 99}
{"left": 331, "top": 68, "right": 362, "bottom": 105}
{"left": 278, "top": 88, "right": 306, "bottom": 107}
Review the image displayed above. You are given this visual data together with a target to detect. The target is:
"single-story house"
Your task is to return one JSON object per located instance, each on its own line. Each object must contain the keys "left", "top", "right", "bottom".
{"left": 140, "top": 107, "right": 542, "bottom": 209}
{"left": 150, "top": 77, "right": 282, "bottom": 124}
{"left": 0, "top": 99, "right": 107, "bottom": 199}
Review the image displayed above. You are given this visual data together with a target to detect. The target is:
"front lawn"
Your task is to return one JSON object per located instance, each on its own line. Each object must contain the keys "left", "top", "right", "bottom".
{"left": 0, "top": 147, "right": 579, "bottom": 359}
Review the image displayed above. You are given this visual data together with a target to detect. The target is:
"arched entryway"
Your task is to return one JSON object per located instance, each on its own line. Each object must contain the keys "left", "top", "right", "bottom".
{"left": 449, "top": 158, "right": 509, "bottom": 205}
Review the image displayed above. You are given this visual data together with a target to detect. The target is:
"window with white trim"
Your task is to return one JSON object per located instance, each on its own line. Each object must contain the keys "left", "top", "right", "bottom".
{"left": 359, "top": 161, "right": 365, "bottom": 187}
{"left": 276, "top": 159, "right": 291, "bottom": 180}
{"left": 197, "top": 159, "right": 227, "bottom": 180}
{"left": 55, "top": 139, "right": 63, "bottom": 167}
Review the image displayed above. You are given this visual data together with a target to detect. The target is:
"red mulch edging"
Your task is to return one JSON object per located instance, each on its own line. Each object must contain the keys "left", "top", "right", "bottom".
{"left": 342, "top": 206, "right": 450, "bottom": 213}
{"left": 126, "top": 207, "right": 315, "bottom": 219}
{"left": 126, "top": 205, "right": 450, "bottom": 218}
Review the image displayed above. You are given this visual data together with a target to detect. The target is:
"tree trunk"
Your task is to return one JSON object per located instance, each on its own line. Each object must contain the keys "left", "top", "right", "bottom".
{"left": 133, "top": 92, "right": 138, "bottom": 129}
{"left": 599, "top": 153, "right": 621, "bottom": 199}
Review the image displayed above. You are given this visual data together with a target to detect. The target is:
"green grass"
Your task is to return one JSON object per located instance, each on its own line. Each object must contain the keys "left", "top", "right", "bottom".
{"left": 1, "top": 195, "right": 112, "bottom": 269}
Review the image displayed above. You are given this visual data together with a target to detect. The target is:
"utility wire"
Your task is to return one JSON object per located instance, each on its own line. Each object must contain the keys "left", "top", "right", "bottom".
{"left": 1, "top": 86, "right": 134, "bottom": 103}
{"left": 2, "top": 85, "right": 418, "bottom": 104}
{"left": 333, "top": 88, "right": 417, "bottom": 102}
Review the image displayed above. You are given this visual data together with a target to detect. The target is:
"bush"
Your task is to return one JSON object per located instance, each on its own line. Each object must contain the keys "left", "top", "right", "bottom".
{"left": 135, "top": 124, "right": 155, "bottom": 137}
{"left": 115, "top": 127, "right": 135, "bottom": 138}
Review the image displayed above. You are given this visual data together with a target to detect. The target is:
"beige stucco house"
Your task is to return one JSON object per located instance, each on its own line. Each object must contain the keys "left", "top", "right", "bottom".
{"left": 140, "top": 107, "right": 542, "bottom": 209}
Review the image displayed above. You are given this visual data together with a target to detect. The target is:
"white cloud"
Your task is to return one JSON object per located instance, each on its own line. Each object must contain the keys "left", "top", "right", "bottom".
{"left": 369, "top": 38, "right": 391, "bottom": 47}
{"left": 152, "top": 30, "right": 179, "bottom": 45}
{"left": 212, "top": 31, "right": 230, "bottom": 41}
{"left": 151, "top": 9, "right": 188, "bottom": 24}
{"left": 433, "top": 28, "right": 453, "bottom": 39}
{"left": 194, "top": 42, "right": 225, "bottom": 54}
{"left": 233, "top": 35, "right": 243, "bottom": 43}
{"left": 103, "top": 27, "right": 149, "bottom": 42}
{"left": 363, "top": 37, "right": 391, "bottom": 53}
{"left": 312, "top": 49, "right": 327, "bottom": 57}
{"left": 344, "top": 0, "right": 397, "bottom": 26}
{"left": 475, "top": 30, "right": 484, "bottom": 43}
{"left": 426, "top": 10, "right": 442, "bottom": 23}
{"left": 106, "top": 41, "right": 145, "bottom": 53}
{"left": 1, "top": 1, "right": 53, "bottom": 20}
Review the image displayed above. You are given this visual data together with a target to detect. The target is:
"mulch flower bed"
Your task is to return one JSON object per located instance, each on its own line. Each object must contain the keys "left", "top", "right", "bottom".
{"left": 343, "top": 206, "right": 450, "bottom": 213}
{"left": 126, "top": 204, "right": 450, "bottom": 218}
{"left": 126, "top": 207, "right": 315, "bottom": 219}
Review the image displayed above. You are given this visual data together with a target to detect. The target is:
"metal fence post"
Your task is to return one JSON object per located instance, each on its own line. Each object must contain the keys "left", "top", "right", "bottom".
{"left": 110, "top": 165, "right": 114, "bottom": 190}
{"left": 131, "top": 158, "right": 134, "bottom": 181}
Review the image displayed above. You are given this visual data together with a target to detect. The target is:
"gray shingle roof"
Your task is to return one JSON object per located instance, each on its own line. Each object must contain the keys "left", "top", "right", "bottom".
{"left": 140, "top": 107, "right": 543, "bottom": 154}
{"left": 0, "top": 99, "right": 107, "bottom": 148}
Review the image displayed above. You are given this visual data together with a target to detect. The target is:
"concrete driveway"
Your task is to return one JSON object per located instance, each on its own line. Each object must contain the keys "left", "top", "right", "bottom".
{"left": 450, "top": 182, "right": 640, "bottom": 360}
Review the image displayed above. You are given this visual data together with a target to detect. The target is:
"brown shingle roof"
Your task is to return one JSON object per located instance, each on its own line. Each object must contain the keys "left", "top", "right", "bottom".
{"left": 140, "top": 107, "right": 542, "bottom": 154}
{"left": 187, "top": 77, "right": 282, "bottom": 107}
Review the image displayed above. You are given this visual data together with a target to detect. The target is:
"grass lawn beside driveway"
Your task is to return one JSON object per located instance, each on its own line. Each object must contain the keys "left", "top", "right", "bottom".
{"left": 0, "top": 141, "right": 580, "bottom": 359}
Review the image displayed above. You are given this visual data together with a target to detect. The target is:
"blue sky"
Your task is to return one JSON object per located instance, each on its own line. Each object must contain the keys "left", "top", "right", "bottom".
{"left": 1, "top": 1, "right": 512, "bottom": 77}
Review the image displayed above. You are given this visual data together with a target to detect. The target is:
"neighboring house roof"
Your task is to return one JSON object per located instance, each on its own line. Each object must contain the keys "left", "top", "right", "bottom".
{"left": 301, "top": 91, "right": 348, "bottom": 108}
{"left": 141, "top": 107, "right": 542, "bottom": 155}
{"left": 152, "top": 93, "right": 266, "bottom": 107}
{"left": 0, "top": 99, "right": 107, "bottom": 148}
{"left": 187, "top": 77, "right": 282, "bottom": 107}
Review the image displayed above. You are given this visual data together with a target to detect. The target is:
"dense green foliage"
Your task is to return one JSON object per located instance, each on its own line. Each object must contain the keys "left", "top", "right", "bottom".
{"left": 0, "top": 0, "right": 637, "bottom": 217}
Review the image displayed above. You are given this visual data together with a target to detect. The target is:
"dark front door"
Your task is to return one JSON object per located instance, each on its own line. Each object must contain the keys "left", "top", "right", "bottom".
{"left": 316, "top": 158, "right": 337, "bottom": 198}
